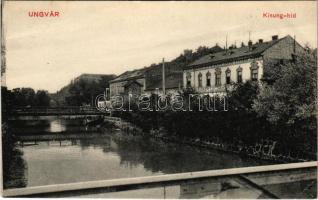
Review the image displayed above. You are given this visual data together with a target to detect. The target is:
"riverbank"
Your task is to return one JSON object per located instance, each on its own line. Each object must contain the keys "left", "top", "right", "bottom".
{"left": 104, "top": 118, "right": 312, "bottom": 164}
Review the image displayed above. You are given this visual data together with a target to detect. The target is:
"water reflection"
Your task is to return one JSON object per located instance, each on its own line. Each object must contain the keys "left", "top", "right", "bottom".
{"left": 49, "top": 119, "right": 66, "bottom": 132}
{"left": 9, "top": 118, "right": 269, "bottom": 188}
{"left": 113, "top": 135, "right": 269, "bottom": 174}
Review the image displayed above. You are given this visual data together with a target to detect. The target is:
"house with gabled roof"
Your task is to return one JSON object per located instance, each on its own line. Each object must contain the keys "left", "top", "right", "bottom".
{"left": 109, "top": 68, "right": 148, "bottom": 96}
{"left": 183, "top": 35, "right": 306, "bottom": 95}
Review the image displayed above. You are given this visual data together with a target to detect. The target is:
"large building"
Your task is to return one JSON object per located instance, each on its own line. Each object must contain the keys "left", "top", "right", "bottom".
{"left": 109, "top": 35, "right": 305, "bottom": 98}
{"left": 183, "top": 35, "right": 305, "bottom": 95}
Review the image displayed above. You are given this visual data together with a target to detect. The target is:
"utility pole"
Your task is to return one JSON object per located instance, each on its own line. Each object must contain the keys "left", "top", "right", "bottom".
{"left": 162, "top": 58, "right": 165, "bottom": 96}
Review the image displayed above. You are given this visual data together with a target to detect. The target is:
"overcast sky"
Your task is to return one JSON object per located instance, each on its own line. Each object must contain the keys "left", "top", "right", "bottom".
{"left": 4, "top": 1, "right": 317, "bottom": 93}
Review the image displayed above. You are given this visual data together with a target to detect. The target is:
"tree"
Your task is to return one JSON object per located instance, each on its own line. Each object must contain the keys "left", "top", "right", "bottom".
{"left": 34, "top": 90, "right": 50, "bottom": 106}
{"left": 253, "top": 52, "right": 317, "bottom": 156}
{"left": 65, "top": 75, "right": 116, "bottom": 106}
{"left": 253, "top": 52, "right": 316, "bottom": 125}
{"left": 228, "top": 81, "right": 259, "bottom": 111}
{"left": 11, "top": 88, "right": 35, "bottom": 107}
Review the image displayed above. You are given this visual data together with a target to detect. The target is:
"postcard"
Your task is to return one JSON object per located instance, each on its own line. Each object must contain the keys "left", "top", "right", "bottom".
{"left": 1, "top": 1, "right": 317, "bottom": 198}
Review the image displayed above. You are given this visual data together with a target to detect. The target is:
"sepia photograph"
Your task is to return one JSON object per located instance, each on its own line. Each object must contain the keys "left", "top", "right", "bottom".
{"left": 1, "top": 1, "right": 317, "bottom": 198}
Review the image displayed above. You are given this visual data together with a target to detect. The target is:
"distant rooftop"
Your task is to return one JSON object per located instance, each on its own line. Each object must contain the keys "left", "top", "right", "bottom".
{"left": 109, "top": 68, "right": 148, "bottom": 83}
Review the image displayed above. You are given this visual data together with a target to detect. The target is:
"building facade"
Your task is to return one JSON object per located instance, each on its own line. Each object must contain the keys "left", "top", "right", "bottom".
{"left": 183, "top": 35, "right": 305, "bottom": 95}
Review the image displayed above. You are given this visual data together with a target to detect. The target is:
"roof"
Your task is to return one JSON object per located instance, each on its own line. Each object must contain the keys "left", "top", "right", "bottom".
{"left": 109, "top": 68, "right": 148, "bottom": 83}
{"left": 123, "top": 80, "right": 143, "bottom": 88}
{"left": 145, "top": 72, "right": 183, "bottom": 91}
{"left": 185, "top": 35, "right": 289, "bottom": 70}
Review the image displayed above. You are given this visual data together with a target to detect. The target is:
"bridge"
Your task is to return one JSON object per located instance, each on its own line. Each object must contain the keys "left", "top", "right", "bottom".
{"left": 10, "top": 106, "right": 106, "bottom": 116}
{"left": 8, "top": 106, "right": 111, "bottom": 121}
{"left": 3, "top": 161, "right": 317, "bottom": 198}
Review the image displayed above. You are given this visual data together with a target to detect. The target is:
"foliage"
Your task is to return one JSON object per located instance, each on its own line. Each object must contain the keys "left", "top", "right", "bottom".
{"left": 253, "top": 53, "right": 317, "bottom": 126}
{"left": 172, "top": 45, "right": 223, "bottom": 66}
{"left": 34, "top": 90, "right": 51, "bottom": 106}
{"left": 252, "top": 52, "right": 317, "bottom": 156}
{"left": 65, "top": 75, "right": 116, "bottom": 106}
{"left": 8, "top": 87, "right": 51, "bottom": 107}
{"left": 2, "top": 123, "right": 27, "bottom": 189}
{"left": 1, "top": 87, "right": 27, "bottom": 188}
{"left": 228, "top": 81, "right": 259, "bottom": 111}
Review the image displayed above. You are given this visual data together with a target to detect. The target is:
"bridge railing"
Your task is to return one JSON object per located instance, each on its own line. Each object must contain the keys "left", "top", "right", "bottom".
{"left": 3, "top": 161, "right": 317, "bottom": 198}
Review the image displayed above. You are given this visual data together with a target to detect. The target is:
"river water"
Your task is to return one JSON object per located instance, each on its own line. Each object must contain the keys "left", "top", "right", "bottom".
{"left": 8, "top": 117, "right": 269, "bottom": 188}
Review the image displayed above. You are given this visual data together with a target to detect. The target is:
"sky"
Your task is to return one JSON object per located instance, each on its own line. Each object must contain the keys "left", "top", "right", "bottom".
{"left": 3, "top": 1, "right": 317, "bottom": 93}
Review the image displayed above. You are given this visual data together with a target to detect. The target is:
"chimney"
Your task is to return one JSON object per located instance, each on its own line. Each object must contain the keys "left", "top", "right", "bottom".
{"left": 272, "top": 35, "right": 278, "bottom": 41}
{"left": 259, "top": 39, "right": 263, "bottom": 43}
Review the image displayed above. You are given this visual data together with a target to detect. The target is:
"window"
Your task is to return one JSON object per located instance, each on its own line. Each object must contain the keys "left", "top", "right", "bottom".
{"left": 186, "top": 72, "right": 191, "bottom": 87}
{"left": 226, "top": 68, "right": 231, "bottom": 84}
{"left": 237, "top": 67, "right": 242, "bottom": 83}
{"left": 215, "top": 68, "right": 221, "bottom": 86}
{"left": 198, "top": 73, "right": 202, "bottom": 87}
{"left": 250, "top": 61, "right": 259, "bottom": 81}
{"left": 206, "top": 72, "right": 211, "bottom": 87}
{"left": 251, "top": 69, "right": 258, "bottom": 81}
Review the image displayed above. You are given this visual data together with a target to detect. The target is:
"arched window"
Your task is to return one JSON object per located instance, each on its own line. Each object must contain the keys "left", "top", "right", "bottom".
{"left": 225, "top": 68, "right": 231, "bottom": 84}
{"left": 198, "top": 73, "right": 202, "bottom": 87}
{"left": 237, "top": 66, "right": 243, "bottom": 83}
{"left": 206, "top": 71, "right": 211, "bottom": 87}
{"left": 250, "top": 60, "right": 259, "bottom": 81}
{"left": 215, "top": 68, "right": 221, "bottom": 86}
